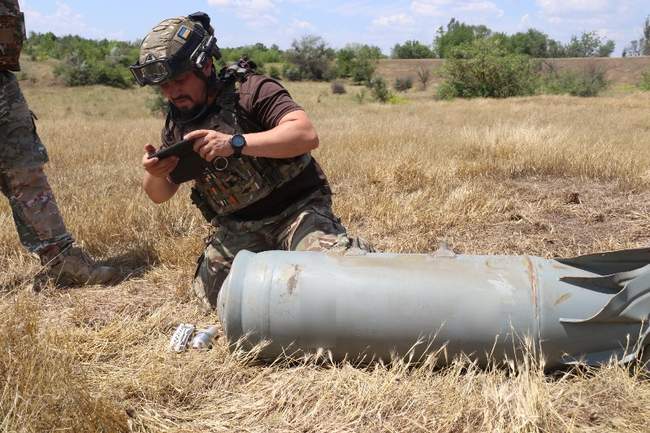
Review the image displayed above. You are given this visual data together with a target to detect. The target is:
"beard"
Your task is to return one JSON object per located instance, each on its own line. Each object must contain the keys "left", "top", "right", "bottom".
{"left": 168, "top": 73, "right": 219, "bottom": 124}
{"left": 171, "top": 94, "right": 208, "bottom": 123}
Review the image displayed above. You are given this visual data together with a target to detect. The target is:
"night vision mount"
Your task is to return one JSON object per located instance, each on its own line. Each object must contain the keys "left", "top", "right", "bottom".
{"left": 188, "top": 11, "right": 222, "bottom": 68}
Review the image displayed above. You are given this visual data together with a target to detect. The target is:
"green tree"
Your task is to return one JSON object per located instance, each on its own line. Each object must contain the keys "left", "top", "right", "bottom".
{"left": 565, "top": 31, "right": 615, "bottom": 57}
{"left": 336, "top": 47, "right": 356, "bottom": 77}
{"left": 541, "top": 67, "right": 609, "bottom": 97}
{"left": 506, "top": 29, "right": 557, "bottom": 58}
{"left": 367, "top": 77, "right": 392, "bottom": 103}
{"left": 547, "top": 39, "right": 567, "bottom": 58}
{"left": 433, "top": 18, "right": 492, "bottom": 58}
{"left": 24, "top": 32, "right": 138, "bottom": 88}
{"left": 219, "top": 43, "right": 284, "bottom": 67}
{"left": 644, "top": 16, "right": 650, "bottom": 55}
{"left": 597, "top": 40, "right": 616, "bottom": 57}
{"left": 336, "top": 44, "right": 383, "bottom": 83}
{"left": 391, "top": 40, "right": 435, "bottom": 59}
{"left": 285, "top": 35, "right": 335, "bottom": 80}
{"left": 625, "top": 16, "right": 650, "bottom": 56}
{"left": 437, "top": 38, "right": 538, "bottom": 99}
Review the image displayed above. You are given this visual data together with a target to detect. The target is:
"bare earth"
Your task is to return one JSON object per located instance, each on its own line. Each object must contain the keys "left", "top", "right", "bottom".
{"left": 1, "top": 67, "right": 650, "bottom": 432}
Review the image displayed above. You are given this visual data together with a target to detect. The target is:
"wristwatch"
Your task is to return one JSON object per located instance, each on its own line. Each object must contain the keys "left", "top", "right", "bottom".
{"left": 229, "top": 134, "right": 246, "bottom": 158}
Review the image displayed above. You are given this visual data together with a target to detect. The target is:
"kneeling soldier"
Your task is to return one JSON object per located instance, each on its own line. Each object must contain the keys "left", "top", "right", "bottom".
{"left": 133, "top": 12, "right": 371, "bottom": 310}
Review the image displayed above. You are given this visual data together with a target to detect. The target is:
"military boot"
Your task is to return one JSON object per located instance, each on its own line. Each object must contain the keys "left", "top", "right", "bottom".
{"left": 38, "top": 245, "right": 119, "bottom": 287}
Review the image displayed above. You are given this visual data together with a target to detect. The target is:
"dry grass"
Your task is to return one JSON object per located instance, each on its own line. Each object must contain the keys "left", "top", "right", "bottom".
{"left": 1, "top": 70, "right": 650, "bottom": 431}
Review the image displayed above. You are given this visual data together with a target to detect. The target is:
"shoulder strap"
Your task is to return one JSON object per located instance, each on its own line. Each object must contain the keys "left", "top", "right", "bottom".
{"left": 215, "top": 59, "right": 265, "bottom": 134}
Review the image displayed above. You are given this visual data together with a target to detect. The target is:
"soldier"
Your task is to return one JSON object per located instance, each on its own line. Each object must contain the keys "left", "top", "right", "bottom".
{"left": 0, "top": 0, "right": 118, "bottom": 286}
{"left": 133, "top": 12, "right": 371, "bottom": 310}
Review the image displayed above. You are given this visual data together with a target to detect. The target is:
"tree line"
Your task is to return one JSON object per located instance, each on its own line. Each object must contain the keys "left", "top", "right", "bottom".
{"left": 20, "top": 15, "right": 650, "bottom": 91}
{"left": 392, "top": 18, "right": 616, "bottom": 59}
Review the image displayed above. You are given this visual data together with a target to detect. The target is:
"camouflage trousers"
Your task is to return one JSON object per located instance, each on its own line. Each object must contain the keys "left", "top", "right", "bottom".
{"left": 0, "top": 71, "right": 48, "bottom": 168}
{"left": 0, "top": 71, "right": 73, "bottom": 253}
{"left": 192, "top": 190, "right": 372, "bottom": 310}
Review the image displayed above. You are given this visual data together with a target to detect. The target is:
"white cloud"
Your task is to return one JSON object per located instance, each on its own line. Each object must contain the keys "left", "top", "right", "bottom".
{"left": 207, "top": 0, "right": 276, "bottom": 13}
{"left": 410, "top": 0, "right": 503, "bottom": 18}
{"left": 458, "top": 1, "right": 504, "bottom": 17}
{"left": 291, "top": 19, "right": 314, "bottom": 30}
{"left": 207, "top": 0, "right": 278, "bottom": 28}
{"left": 21, "top": 1, "right": 123, "bottom": 39}
{"left": 411, "top": 0, "right": 452, "bottom": 16}
{"left": 531, "top": 0, "right": 642, "bottom": 56}
{"left": 22, "top": 1, "right": 87, "bottom": 35}
{"left": 373, "top": 13, "right": 415, "bottom": 27}
{"left": 533, "top": 0, "right": 628, "bottom": 33}
{"left": 534, "top": 0, "right": 623, "bottom": 27}
{"left": 334, "top": 1, "right": 384, "bottom": 17}
{"left": 536, "top": 0, "right": 610, "bottom": 15}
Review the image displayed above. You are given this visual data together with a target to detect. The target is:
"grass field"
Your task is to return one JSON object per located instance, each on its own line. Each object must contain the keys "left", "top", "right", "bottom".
{"left": 2, "top": 67, "right": 650, "bottom": 432}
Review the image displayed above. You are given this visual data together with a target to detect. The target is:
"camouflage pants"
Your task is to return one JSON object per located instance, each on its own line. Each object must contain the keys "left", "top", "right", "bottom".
{"left": 192, "top": 191, "right": 372, "bottom": 310}
{"left": 0, "top": 166, "right": 73, "bottom": 253}
{"left": 0, "top": 71, "right": 48, "bottom": 168}
{"left": 0, "top": 71, "right": 72, "bottom": 253}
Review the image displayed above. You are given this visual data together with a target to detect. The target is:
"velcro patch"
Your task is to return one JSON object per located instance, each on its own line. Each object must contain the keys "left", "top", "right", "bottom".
{"left": 177, "top": 26, "right": 191, "bottom": 41}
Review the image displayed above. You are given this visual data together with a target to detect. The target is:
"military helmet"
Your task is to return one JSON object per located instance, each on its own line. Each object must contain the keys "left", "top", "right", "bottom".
{"left": 130, "top": 12, "right": 221, "bottom": 86}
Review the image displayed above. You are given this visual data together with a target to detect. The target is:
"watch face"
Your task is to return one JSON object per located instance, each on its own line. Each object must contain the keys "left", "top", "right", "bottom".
{"left": 231, "top": 134, "right": 246, "bottom": 147}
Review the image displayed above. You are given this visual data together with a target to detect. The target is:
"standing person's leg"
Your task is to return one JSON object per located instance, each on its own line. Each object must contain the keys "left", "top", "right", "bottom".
{"left": 0, "top": 71, "right": 117, "bottom": 286}
{"left": 0, "top": 166, "right": 72, "bottom": 253}
{"left": 0, "top": 71, "right": 72, "bottom": 254}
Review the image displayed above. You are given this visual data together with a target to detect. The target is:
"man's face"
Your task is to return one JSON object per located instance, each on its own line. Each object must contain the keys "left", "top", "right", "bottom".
{"left": 158, "top": 68, "right": 208, "bottom": 112}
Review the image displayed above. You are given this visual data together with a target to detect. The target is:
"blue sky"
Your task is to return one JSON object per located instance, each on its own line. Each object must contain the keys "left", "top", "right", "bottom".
{"left": 19, "top": 1, "right": 649, "bottom": 55}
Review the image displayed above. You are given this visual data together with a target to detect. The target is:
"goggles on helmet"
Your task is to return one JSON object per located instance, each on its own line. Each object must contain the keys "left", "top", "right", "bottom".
{"left": 130, "top": 57, "right": 189, "bottom": 86}
{"left": 130, "top": 24, "right": 210, "bottom": 86}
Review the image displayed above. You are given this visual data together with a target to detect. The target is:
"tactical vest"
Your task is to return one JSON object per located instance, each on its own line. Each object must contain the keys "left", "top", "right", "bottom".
{"left": 163, "top": 69, "right": 311, "bottom": 219}
{"left": 0, "top": 0, "right": 25, "bottom": 71}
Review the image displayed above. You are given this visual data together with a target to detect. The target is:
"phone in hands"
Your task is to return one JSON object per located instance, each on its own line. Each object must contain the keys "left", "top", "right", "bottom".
{"left": 148, "top": 139, "right": 208, "bottom": 184}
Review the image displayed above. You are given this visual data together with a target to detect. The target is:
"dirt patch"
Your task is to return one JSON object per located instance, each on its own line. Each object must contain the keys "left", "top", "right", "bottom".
{"left": 443, "top": 177, "right": 650, "bottom": 257}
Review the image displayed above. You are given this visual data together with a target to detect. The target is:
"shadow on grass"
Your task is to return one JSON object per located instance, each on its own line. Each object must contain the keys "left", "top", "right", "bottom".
{"left": 100, "top": 241, "right": 161, "bottom": 284}
{"left": 0, "top": 242, "right": 163, "bottom": 293}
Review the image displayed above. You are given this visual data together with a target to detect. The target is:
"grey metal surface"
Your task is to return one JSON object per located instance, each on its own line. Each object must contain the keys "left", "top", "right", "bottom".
{"left": 217, "top": 249, "right": 650, "bottom": 368}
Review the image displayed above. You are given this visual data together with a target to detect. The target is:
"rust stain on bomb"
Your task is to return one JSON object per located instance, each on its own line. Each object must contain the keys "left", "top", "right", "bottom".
{"left": 525, "top": 256, "right": 540, "bottom": 322}
{"left": 555, "top": 293, "right": 572, "bottom": 306}
{"left": 287, "top": 265, "right": 301, "bottom": 295}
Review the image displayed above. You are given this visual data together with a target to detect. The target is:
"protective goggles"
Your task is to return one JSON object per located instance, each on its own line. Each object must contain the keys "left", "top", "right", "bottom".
{"left": 130, "top": 25, "right": 208, "bottom": 86}
{"left": 130, "top": 58, "right": 187, "bottom": 86}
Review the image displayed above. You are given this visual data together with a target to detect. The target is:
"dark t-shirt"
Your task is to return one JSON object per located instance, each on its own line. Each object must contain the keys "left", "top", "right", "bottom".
{"left": 231, "top": 74, "right": 328, "bottom": 220}
{"left": 163, "top": 74, "right": 329, "bottom": 221}
{"left": 237, "top": 74, "right": 304, "bottom": 131}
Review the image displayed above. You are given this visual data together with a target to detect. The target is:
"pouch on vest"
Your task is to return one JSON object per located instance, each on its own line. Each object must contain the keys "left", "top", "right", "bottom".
{"left": 0, "top": 12, "right": 24, "bottom": 71}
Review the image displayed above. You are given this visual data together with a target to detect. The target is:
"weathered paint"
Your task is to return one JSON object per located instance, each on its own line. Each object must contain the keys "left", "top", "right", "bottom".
{"left": 218, "top": 249, "right": 650, "bottom": 369}
{"left": 554, "top": 293, "right": 572, "bottom": 306}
